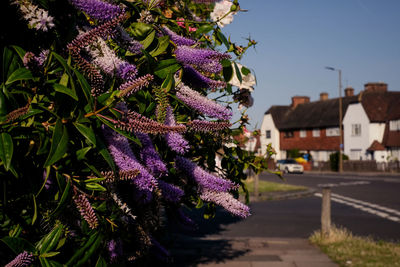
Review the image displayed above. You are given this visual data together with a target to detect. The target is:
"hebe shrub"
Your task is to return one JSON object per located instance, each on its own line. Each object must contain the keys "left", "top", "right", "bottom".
{"left": 0, "top": 0, "right": 269, "bottom": 265}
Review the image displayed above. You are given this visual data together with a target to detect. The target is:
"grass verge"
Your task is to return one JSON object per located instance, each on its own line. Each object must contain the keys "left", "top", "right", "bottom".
{"left": 310, "top": 225, "right": 400, "bottom": 267}
{"left": 240, "top": 178, "right": 307, "bottom": 194}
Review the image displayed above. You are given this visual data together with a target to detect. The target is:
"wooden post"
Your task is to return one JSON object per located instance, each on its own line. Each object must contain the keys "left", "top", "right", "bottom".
{"left": 254, "top": 173, "right": 259, "bottom": 201}
{"left": 321, "top": 187, "right": 331, "bottom": 237}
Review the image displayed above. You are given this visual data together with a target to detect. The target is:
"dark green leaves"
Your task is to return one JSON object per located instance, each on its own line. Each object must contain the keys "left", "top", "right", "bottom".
{"left": 53, "top": 83, "right": 78, "bottom": 101}
{"left": 5, "top": 68, "right": 33, "bottom": 85}
{"left": 44, "top": 119, "right": 69, "bottom": 167}
{"left": 0, "top": 132, "right": 13, "bottom": 171}
{"left": 154, "top": 59, "right": 181, "bottom": 79}
{"left": 1, "top": 236, "right": 35, "bottom": 254}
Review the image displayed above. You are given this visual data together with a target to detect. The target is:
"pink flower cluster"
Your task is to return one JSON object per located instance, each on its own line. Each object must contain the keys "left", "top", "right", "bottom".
{"left": 73, "top": 193, "right": 99, "bottom": 229}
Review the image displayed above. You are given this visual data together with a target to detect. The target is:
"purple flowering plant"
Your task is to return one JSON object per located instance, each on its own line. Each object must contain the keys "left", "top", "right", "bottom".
{"left": 0, "top": 0, "right": 271, "bottom": 265}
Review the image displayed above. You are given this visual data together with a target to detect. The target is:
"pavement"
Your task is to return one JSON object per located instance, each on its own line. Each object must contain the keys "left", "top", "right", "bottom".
{"left": 168, "top": 235, "right": 338, "bottom": 267}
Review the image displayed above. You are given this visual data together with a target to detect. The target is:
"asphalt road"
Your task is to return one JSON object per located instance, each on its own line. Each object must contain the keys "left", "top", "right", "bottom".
{"left": 181, "top": 172, "right": 400, "bottom": 242}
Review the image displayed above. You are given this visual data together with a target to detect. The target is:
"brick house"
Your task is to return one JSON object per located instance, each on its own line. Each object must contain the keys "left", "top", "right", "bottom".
{"left": 260, "top": 89, "right": 358, "bottom": 161}
{"left": 261, "top": 82, "right": 400, "bottom": 164}
{"left": 343, "top": 83, "right": 400, "bottom": 162}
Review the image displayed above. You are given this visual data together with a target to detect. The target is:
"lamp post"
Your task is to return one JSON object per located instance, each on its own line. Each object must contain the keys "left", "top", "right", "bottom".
{"left": 325, "top": 66, "right": 343, "bottom": 173}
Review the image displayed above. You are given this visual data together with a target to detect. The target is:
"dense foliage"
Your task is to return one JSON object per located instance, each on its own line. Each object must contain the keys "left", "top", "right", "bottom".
{"left": 0, "top": 0, "right": 271, "bottom": 265}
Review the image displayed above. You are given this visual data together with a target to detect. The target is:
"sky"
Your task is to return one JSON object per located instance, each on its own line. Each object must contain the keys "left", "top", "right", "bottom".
{"left": 221, "top": 0, "right": 400, "bottom": 130}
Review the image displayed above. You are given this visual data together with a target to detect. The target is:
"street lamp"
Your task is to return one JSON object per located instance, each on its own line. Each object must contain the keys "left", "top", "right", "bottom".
{"left": 325, "top": 66, "right": 343, "bottom": 173}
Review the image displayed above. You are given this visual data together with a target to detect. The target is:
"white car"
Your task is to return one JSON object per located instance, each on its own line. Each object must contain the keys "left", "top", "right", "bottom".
{"left": 277, "top": 159, "right": 304, "bottom": 174}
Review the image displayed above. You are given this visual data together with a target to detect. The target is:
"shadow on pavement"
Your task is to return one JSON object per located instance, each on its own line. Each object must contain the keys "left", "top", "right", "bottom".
{"left": 161, "top": 208, "right": 249, "bottom": 266}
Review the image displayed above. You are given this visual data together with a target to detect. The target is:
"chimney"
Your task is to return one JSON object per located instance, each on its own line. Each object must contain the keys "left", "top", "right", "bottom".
{"left": 320, "top": 92, "right": 328, "bottom": 101}
{"left": 364, "top": 82, "right": 388, "bottom": 93}
{"left": 344, "top": 87, "right": 354, "bottom": 97}
{"left": 291, "top": 96, "right": 310, "bottom": 108}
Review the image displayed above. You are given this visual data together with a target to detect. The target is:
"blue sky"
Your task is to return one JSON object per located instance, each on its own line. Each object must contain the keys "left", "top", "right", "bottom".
{"left": 222, "top": 0, "right": 400, "bottom": 129}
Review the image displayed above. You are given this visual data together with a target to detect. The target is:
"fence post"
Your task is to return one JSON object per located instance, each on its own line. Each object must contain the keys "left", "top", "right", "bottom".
{"left": 321, "top": 186, "right": 331, "bottom": 237}
{"left": 254, "top": 172, "right": 259, "bottom": 201}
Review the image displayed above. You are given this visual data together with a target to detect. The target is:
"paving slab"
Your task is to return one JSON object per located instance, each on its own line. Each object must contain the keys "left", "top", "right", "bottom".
{"left": 168, "top": 236, "right": 338, "bottom": 267}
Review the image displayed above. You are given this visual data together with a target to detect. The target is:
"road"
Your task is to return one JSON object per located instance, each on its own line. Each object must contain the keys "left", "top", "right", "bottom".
{"left": 181, "top": 172, "right": 400, "bottom": 242}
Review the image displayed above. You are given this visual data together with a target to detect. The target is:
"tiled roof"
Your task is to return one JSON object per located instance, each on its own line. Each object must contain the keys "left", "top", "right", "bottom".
{"left": 367, "top": 140, "right": 385, "bottom": 151}
{"left": 360, "top": 91, "right": 400, "bottom": 122}
{"left": 265, "top": 96, "right": 358, "bottom": 130}
{"left": 382, "top": 123, "right": 400, "bottom": 148}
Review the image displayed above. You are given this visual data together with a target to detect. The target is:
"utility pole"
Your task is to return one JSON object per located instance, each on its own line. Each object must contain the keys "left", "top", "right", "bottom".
{"left": 338, "top": 69, "right": 343, "bottom": 173}
{"left": 325, "top": 67, "right": 343, "bottom": 173}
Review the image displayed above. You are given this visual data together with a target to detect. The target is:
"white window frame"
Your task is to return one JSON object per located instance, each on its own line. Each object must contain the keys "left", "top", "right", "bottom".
{"left": 299, "top": 130, "right": 307, "bottom": 138}
{"left": 326, "top": 127, "right": 340, "bottom": 137}
{"left": 312, "top": 129, "right": 320, "bottom": 137}
{"left": 352, "top": 124, "right": 362, "bottom": 136}
{"left": 389, "top": 119, "right": 400, "bottom": 131}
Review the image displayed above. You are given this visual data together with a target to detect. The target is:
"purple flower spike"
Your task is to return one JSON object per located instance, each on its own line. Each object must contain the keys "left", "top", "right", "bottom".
{"left": 108, "top": 239, "right": 123, "bottom": 262}
{"left": 200, "top": 189, "right": 251, "bottom": 218}
{"left": 135, "top": 132, "right": 167, "bottom": 177}
{"left": 175, "top": 46, "right": 230, "bottom": 73}
{"left": 5, "top": 251, "right": 33, "bottom": 267}
{"left": 88, "top": 38, "right": 138, "bottom": 80}
{"left": 164, "top": 106, "right": 189, "bottom": 154}
{"left": 183, "top": 65, "right": 226, "bottom": 89}
{"left": 70, "top": 0, "right": 122, "bottom": 21}
{"left": 162, "top": 26, "right": 196, "bottom": 46}
{"left": 176, "top": 82, "right": 232, "bottom": 120}
{"left": 158, "top": 180, "right": 184, "bottom": 203}
{"left": 102, "top": 125, "right": 158, "bottom": 195}
{"left": 175, "top": 156, "right": 237, "bottom": 192}
{"left": 73, "top": 193, "right": 99, "bottom": 229}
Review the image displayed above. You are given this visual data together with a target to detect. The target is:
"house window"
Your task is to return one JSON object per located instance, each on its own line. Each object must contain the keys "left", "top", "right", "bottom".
{"left": 284, "top": 131, "right": 294, "bottom": 138}
{"left": 312, "top": 129, "right": 320, "bottom": 137}
{"left": 300, "top": 130, "right": 307, "bottom": 138}
{"left": 389, "top": 119, "right": 400, "bottom": 131}
{"left": 352, "top": 124, "right": 361, "bottom": 136}
{"left": 326, "top": 127, "right": 340, "bottom": 136}
{"left": 266, "top": 130, "right": 271, "bottom": 139}
{"left": 350, "top": 149, "right": 362, "bottom": 160}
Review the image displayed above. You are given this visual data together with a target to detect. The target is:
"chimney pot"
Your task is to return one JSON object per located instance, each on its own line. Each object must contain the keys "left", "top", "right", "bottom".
{"left": 345, "top": 87, "right": 354, "bottom": 97}
{"left": 320, "top": 92, "right": 329, "bottom": 101}
{"left": 364, "top": 82, "right": 388, "bottom": 93}
{"left": 291, "top": 96, "right": 310, "bottom": 108}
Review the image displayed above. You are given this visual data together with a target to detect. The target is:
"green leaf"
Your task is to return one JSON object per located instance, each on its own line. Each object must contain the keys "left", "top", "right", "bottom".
{"left": 32, "top": 195, "right": 38, "bottom": 225}
{"left": 53, "top": 83, "right": 78, "bottom": 101}
{"left": 0, "top": 132, "right": 13, "bottom": 171}
{"left": 161, "top": 72, "right": 174, "bottom": 92}
{"left": 196, "top": 25, "right": 214, "bottom": 35}
{"left": 141, "top": 30, "right": 156, "bottom": 49}
{"left": 51, "top": 52, "right": 69, "bottom": 71}
{"left": 44, "top": 119, "right": 69, "bottom": 167}
{"left": 66, "top": 232, "right": 99, "bottom": 266}
{"left": 39, "top": 257, "right": 51, "bottom": 267}
{"left": 73, "top": 69, "right": 93, "bottom": 106}
{"left": 5, "top": 68, "right": 33, "bottom": 85}
{"left": 216, "top": 30, "right": 230, "bottom": 49}
{"left": 38, "top": 225, "right": 63, "bottom": 254}
{"left": 150, "top": 35, "right": 169, "bottom": 57}
{"left": 76, "top": 147, "right": 91, "bottom": 160}
{"left": 154, "top": 59, "right": 181, "bottom": 79}
{"left": 1, "top": 236, "right": 35, "bottom": 254}
{"left": 241, "top": 66, "right": 251, "bottom": 76}
{"left": 85, "top": 182, "right": 106, "bottom": 192}
{"left": 129, "top": 22, "right": 153, "bottom": 40}
{"left": 59, "top": 73, "right": 69, "bottom": 86}
{"left": 49, "top": 177, "right": 71, "bottom": 217}
{"left": 223, "top": 63, "right": 233, "bottom": 82}
{"left": 11, "top": 45, "right": 26, "bottom": 62}
{"left": 74, "top": 123, "right": 96, "bottom": 146}
{"left": 41, "top": 251, "right": 60, "bottom": 258}
{"left": 233, "top": 62, "right": 242, "bottom": 84}
{"left": 75, "top": 234, "right": 102, "bottom": 267}
{"left": 95, "top": 256, "right": 107, "bottom": 267}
